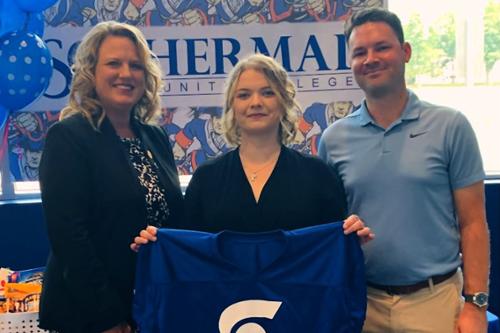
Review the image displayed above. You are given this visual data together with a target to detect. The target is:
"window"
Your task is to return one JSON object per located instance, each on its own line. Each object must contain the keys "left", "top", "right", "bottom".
{"left": 389, "top": 0, "right": 500, "bottom": 176}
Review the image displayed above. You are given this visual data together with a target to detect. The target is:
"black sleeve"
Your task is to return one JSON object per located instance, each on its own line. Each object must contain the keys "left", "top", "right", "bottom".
{"left": 39, "top": 123, "right": 126, "bottom": 330}
{"left": 319, "top": 160, "right": 348, "bottom": 222}
{"left": 182, "top": 168, "right": 205, "bottom": 231}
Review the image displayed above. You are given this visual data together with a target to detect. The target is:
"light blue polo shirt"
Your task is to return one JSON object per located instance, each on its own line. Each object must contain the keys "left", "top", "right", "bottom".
{"left": 318, "top": 90, "right": 485, "bottom": 285}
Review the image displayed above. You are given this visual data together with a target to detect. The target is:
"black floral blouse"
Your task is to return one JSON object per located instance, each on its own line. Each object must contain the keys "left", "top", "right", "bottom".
{"left": 121, "top": 137, "right": 169, "bottom": 227}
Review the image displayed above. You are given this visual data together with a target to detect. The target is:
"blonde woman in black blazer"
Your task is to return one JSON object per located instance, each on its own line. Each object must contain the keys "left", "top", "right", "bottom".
{"left": 38, "top": 21, "right": 183, "bottom": 333}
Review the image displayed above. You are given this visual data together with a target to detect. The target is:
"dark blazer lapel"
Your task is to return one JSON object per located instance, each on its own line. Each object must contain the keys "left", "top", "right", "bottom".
{"left": 133, "top": 119, "right": 181, "bottom": 194}
{"left": 98, "top": 116, "right": 145, "bottom": 196}
{"left": 99, "top": 117, "right": 131, "bottom": 167}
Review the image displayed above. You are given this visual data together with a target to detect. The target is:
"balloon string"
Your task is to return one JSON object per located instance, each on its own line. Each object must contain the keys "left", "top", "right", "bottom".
{"left": 23, "top": 12, "right": 31, "bottom": 31}
{"left": 0, "top": 117, "right": 10, "bottom": 162}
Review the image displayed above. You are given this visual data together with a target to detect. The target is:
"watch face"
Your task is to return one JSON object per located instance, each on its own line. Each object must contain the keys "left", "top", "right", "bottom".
{"left": 475, "top": 293, "right": 488, "bottom": 306}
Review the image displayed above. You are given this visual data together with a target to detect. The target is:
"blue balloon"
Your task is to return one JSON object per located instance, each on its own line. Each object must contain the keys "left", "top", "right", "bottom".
{"left": 16, "top": 0, "right": 58, "bottom": 13}
{"left": 0, "top": 31, "right": 53, "bottom": 110}
{"left": 25, "top": 12, "right": 45, "bottom": 37}
{"left": 0, "top": 2, "right": 26, "bottom": 38}
{"left": 0, "top": 3, "right": 45, "bottom": 38}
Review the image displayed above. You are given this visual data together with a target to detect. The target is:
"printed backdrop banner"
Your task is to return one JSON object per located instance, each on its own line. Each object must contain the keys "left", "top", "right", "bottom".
{"left": 7, "top": 0, "right": 385, "bottom": 179}
{"left": 37, "top": 22, "right": 363, "bottom": 110}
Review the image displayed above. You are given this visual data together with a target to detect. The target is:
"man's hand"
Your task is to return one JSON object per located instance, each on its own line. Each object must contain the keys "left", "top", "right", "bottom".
{"left": 343, "top": 214, "right": 375, "bottom": 244}
{"left": 454, "top": 303, "right": 487, "bottom": 333}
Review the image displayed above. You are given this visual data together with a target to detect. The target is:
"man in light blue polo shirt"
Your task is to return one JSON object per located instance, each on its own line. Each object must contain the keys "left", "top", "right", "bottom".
{"left": 319, "top": 7, "right": 490, "bottom": 333}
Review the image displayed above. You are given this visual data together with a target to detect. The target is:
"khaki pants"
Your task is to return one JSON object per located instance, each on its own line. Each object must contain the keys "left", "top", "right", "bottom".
{"left": 363, "top": 270, "right": 464, "bottom": 333}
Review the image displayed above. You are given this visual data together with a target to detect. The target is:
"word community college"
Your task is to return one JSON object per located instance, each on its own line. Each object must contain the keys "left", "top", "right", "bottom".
{"left": 161, "top": 73, "right": 356, "bottom": 97}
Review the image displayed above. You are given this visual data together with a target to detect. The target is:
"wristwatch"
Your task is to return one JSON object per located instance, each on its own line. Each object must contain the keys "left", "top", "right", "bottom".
{"left": 464, "top": 292, "right": 489, "bottom": 308}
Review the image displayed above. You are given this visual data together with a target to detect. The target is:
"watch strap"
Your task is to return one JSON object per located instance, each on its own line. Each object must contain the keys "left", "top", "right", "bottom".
{"left": 464, "top": 292, "right": 489, "bottom": 308}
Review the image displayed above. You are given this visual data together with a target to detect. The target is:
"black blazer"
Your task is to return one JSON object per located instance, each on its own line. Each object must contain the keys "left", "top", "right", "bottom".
{"left": 38, "top": 113, "right": 183, "bottom": 333}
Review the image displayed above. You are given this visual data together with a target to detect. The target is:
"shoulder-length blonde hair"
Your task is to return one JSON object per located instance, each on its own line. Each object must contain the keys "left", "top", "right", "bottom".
{"left": 59, "top": 21, "right": 163, "bottom": 129}
{"left": 222, "top": 53, "right": 300, "bottom": 146}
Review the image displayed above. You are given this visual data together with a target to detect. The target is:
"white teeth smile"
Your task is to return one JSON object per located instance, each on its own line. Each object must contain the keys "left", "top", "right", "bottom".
{"left": 115, "top": 84, "right": 133, "bottom": 90}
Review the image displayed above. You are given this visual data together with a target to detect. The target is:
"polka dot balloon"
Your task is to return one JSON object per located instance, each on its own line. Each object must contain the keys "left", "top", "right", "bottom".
{"left": 0, "top": 31, "right": 53, "bottom": 110}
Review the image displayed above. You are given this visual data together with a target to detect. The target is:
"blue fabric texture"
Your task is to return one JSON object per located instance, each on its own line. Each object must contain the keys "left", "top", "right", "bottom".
{"left": 134, "top": 222, "right": 366, "bottom": 332}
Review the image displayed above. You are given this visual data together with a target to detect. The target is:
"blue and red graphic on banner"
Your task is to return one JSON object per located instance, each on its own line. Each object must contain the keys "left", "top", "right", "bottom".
{"left": 2, "top": 0, "right": 385, "bottom": 181}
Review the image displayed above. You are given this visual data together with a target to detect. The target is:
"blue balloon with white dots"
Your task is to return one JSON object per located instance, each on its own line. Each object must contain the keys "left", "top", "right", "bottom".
{"left": 0, "top": 31, "right": 53, "bottom": 110}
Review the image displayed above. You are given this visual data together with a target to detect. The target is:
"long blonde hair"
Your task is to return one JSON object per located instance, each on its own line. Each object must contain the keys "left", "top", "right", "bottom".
{"left": 60, "top": 21, "right": 163, "bottom": 129}
{"left": 222, "top": 53, "right": 300, "bottom": 146}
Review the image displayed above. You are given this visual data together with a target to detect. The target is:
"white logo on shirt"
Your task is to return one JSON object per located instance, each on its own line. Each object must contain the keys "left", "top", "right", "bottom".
{"left": 218, "top": 299, "right": 283, "bottom": 333}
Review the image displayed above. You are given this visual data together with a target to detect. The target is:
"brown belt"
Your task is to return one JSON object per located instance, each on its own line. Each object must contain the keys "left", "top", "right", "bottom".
{"left": 367, "top": 269, "right": 457, "bottom": 295}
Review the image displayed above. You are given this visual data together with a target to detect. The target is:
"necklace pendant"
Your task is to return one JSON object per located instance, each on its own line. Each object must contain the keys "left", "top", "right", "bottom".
{"left": 250, "top": 173, "right": 257, "bottom": 182}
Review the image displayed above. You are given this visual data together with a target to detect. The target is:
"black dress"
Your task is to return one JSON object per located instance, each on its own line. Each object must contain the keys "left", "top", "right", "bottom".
{"left": 184, "top": 146, "right": 347, "bottom": 232}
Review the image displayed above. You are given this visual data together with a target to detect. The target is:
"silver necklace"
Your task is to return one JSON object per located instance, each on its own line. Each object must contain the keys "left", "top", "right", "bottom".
{"left": 248, "top": 171, "right": 260, "bottom": 183}
{"left": 242, "top": 155, "right": 279, "bottom": 183}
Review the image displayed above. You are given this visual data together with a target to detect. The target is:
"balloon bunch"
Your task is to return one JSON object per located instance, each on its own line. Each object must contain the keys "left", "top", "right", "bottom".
{"left": 0, "top": 0, "right": 56, "bottom": 152}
